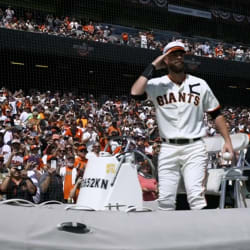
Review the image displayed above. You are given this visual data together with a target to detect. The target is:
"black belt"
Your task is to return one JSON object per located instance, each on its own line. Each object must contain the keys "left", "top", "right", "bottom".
{"left": 162, "top": 137, "right": 201, "bottom": 145}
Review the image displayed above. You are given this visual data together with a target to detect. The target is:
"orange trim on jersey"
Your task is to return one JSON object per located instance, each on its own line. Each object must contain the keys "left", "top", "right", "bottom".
{"left": 207, "top": 105, "right": 221, "bottom": 113}
{"left": 166, "top": 46, "right": 185, "bottom": 55}
{"left": 248, "top": 134, "right": 250, "bottom": 142}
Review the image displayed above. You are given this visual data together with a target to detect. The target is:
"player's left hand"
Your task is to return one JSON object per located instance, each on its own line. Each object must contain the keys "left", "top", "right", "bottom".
{"left": 222, "top": 142, "right": 234, "bottom": 160}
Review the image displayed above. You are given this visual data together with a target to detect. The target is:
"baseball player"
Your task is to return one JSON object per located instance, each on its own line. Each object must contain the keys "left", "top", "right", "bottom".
{"left": 131, "top": 41, "right": 234, "bottom": 210}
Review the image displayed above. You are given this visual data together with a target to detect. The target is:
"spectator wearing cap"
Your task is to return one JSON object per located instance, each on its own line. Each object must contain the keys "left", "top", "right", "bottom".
{"left": 59, "top": 155, "right": 77, "bottom": 202}
{"left": 39, "top": 157, "right": 64, "bottom": 203}
{"left": 74, "top": 145, "right": 88, "bottom": 170}
{"left": 1, "top": 164, "right": 37, "bottom": 202}
{"left": 5, "top": 139, "right": 23, "bottom": 169}
{"left": 24, "top": 145, "right": 43, "bottom": 170}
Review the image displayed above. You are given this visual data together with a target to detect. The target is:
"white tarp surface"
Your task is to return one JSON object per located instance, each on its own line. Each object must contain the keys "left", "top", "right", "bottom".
{"left": 1, "top": 202, "right": 250, "bottom": 250}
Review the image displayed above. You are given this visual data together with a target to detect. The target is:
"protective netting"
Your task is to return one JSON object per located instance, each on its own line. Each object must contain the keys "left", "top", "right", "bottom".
{"left": 0, "top": 0, "right": 249, "bottom": 204}
{"left": 0, "top": 0, "right": 250, "bottom": 100}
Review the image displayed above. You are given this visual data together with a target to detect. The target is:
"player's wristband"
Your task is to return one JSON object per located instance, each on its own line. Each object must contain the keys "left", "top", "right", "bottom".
{"left": 141, "top": 64, "right": 156, "bottom": 80}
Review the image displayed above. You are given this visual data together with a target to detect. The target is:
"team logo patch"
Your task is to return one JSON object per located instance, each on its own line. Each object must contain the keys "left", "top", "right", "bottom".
{"left": 106, "top": 163, "right": 116, "bottom": 174}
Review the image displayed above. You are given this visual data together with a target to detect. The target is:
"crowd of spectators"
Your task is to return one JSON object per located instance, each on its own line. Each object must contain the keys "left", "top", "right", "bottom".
{"left": 1, "top": 6, "right": 250, "bottom": 63}
{"left": 0, "top": 87, "right": 248, "bottom": 204}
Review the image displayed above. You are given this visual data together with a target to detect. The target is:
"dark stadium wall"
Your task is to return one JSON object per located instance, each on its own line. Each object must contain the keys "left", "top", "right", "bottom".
{"left": 1, "top": 28, "right": 249, "bottom": 105}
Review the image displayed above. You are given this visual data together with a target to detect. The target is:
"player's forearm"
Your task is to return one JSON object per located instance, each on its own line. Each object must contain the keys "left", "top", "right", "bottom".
{"left": 131, "top": 63, "right": 156, "bottom": 95}
{"left": 215, "top": 115, "right": 232, "bottom": 144}
{"left": 131, "top": 76, "right": 148, "bottom": 95}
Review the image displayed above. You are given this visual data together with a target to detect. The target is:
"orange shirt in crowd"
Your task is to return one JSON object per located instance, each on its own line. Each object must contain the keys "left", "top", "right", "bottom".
{"left": 38, "top": 112, "right": 45, "bottom": 120}
{"left": 64, "top": 128, "right": 83, "bottom": 140}
{"left": 63, "top": 167, "right": 74, "bottom": 200}
{"left": 107, "top": 126, "right": 121, "bottom": 136}
{"left": 122, "top": 32, "right": 128, "bottom": 42}
{"left": 77, "top": 118, "right": 88, "bottom": 128}
{"left": 16, "top": 100, "right": 22, "bottom": 109}
{"left": 100, "top": 137, "right": 109, "bottom": 151}
{"left": 83, "top": 24, "right": 94, "bottom": 34}
{"left": 74, "top": 156, "right": 88, "bottom": 170}
{"left": 215, "top": 47, "right": 223, "bottom": 57}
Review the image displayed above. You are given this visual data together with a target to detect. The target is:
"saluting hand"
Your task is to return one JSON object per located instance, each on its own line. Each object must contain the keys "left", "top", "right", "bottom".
{"left": 152, "top": 54, "right": 168, "bottom": 70}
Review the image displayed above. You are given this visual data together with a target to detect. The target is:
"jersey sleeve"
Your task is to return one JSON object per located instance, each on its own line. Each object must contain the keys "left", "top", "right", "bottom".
{"left": 145, "top": 79, "right": 156, "bottom": 101}
{"left": 202, "top": 82, "right": 220, "bottom": 113}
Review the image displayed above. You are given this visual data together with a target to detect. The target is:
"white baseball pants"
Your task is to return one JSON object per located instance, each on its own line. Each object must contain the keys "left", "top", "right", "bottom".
{"left": 157, "top": 140, "right": 208, "bottom": 210}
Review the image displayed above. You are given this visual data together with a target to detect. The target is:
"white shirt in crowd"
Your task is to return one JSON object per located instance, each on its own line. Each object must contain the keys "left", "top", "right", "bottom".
{"left": 82, "top": 130, "right": 98, "bottom": 152}
{"left": 4, "top": 130, "right": 13, "bottom": 145}
{"left": 20, "top": 111, "right": 31, "bottom": 124}
{"left": 0, "top": 144, "right": 11, "bottom": 164}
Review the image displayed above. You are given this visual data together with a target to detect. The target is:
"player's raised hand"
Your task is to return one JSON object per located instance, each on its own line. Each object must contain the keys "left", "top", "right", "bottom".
{"left": 152, "top": 54, "right": 168, "bottom": 70}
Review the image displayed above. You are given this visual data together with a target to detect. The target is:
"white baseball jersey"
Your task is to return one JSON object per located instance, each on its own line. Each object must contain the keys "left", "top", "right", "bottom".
{"left": 146, "top": 74, "right": 220, "bottom": 139}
